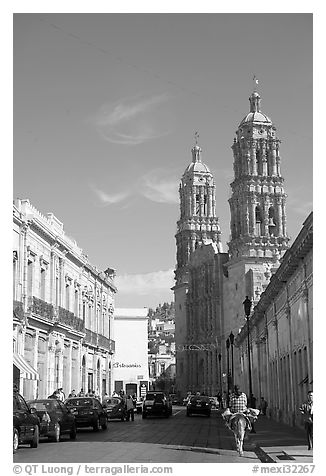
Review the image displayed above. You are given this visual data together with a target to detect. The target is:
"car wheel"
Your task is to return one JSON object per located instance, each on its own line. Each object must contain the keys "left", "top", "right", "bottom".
{"left": 70, "top": 424, "right": 77, "bottom": 440}
{"left": 207, "top": 412, "right": 211, "bottom": 417}
{"left": 121, "top": 415, "right": 125, "bottom": 422}
{"left": 30, "top": 425, "right": 39, "bottom": 448}
{"left": 52, "top": 423, "right": 61, "bottom": 442}
{"left": 13, "top": 428, "right": 19, "bottom": 453}
{"left": 142, "top": 412, "right": 147, "bottom": 419}
{"left": 93, "top": 417, "right": 100, "bottom": 431}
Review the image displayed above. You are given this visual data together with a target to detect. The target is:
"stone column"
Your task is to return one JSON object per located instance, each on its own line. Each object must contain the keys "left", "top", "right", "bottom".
{"left": 302, "top": 286, "right": 312, "bottom": 389}
{"left": 47, "top": 338, "right": 56, "bottom": 396}
{"left": 32, "top": 330, "right": 39, "bottom": 399}
{"left": 285, "top": 305, "right": 295, "bottom": 426}
{"left": 272, "top": 310, "right": 281, "bottom": 420}
{"left": 251, "top": 141, "right": 257, "bottom": 175}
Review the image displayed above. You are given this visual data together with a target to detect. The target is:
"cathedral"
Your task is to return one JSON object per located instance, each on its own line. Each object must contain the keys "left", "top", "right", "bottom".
{"left": 173, "top": 86, "right": 312, "bottom": 427}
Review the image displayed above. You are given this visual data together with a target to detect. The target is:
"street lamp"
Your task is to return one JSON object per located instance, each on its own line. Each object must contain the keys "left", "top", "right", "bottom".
{"left": 229, "top": 331, "right": 234, "bottom": 391}
{"left": 243, "top": 296, "right": 253, "bottom": 407}
{"left": 226, "top": 338, "right": 230, "bottom": 404}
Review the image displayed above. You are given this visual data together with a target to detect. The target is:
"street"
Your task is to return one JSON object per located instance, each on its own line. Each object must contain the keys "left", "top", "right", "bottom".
{"left": 13, "top": 407, "right": 313, "bottom": 464}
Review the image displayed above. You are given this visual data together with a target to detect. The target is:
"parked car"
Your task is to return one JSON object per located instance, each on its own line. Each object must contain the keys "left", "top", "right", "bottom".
{"left": 65, "top": 397, "right": 108, "bottom": 431}
{"left": 142, "top": 391, "right": 172, "bottom": 419}
{"left": 208, "top": 396, "right": 219, "bottom": 409}
{"left": 13, "top": 390, "right": 40, "bottom": 452}
{"left": 186, "top": 395, "right": 212, "bottom": 417}
{"left": 102, "top": 396, "right": 127, "bottom": 421}
{"left": 28, "top": 399, "right": 77, "bottom": 441}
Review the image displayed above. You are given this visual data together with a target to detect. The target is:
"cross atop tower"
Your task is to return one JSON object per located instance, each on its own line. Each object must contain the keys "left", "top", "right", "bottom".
{"left": 252, "top": 75, "right": 259, "bottom": 93}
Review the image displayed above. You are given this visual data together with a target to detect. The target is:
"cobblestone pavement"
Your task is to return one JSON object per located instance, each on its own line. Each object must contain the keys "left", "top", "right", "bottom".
{"left": 12, "top": 407, "right": 313, "bottom": 464}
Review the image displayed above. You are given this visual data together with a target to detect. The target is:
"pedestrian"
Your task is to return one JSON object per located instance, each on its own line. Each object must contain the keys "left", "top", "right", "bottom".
{"left": 249, "top": 394, "right": 257, "bottom": 433}
{"left": 78, "top": 388, "right": 85, "bottom": 397}
{"left": 57, "top": 388, "right": 65, "bottom": 401}
{"left": 48, "top": 390, "right": 59, "bottom": 399}
{"left": 222, "top": 385, "right": 256, "bottom": 432}
{"left": 250, "top": 394, "right": 257, "bottom": 409}
{"left": 126, "top": 395, "right": 135, "bottom": 421}
{"left": 222, "top": 391, "right": 228, "bottom": 409}
{"left": 259, "top": 397, "right": 268, "bottom": 416}
{"left": 299, "top": 390, "right": 313, "bottom": 450}
{"left": 68, "top": 389, "right": 76, "bottom": 398}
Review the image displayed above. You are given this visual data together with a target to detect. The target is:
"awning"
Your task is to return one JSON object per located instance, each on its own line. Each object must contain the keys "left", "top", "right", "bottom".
{"left": 13, "top": 353, "right": 40, "bottom": 380}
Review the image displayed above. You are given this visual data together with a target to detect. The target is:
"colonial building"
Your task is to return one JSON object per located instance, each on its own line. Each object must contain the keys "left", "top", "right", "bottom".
{"left": 113, "top": 308, "right": 149, "bottom": 398}
{"left": 13, "top": 199, "right": 116, "bottom": 400}
{"left": 235, "top": 212, "right": 313, "bottom": 428}
{"left": 173, "top": 136, "right": 223, "bottom": 398}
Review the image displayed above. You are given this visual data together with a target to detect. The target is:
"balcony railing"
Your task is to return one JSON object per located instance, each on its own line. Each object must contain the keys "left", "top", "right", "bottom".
{"left": 57, "top": 307, "right": 85, "bottom": 333}
{"left": 28, "top": 296, "right": 55, "bottom": 322}
{"left": 85, "top": 328, "right": 115, "bottom": 353}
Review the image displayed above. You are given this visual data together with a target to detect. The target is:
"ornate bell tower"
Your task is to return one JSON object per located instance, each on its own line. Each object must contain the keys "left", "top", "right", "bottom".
{"left": 175, "top": 134, "right": 222, "bottom": 285}
{"left": 228, "top": 88, "right": 290, "bottom": 262}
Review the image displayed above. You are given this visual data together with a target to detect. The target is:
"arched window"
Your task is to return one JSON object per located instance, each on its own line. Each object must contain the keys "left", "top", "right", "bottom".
{"left": 268, "top": 207, "right": 276, "bottom": 236}
{"left": 255, "top": 206, "right": 262, "bottom": 235}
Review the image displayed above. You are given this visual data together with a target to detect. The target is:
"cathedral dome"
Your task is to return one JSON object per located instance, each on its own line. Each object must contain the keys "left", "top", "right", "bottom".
{"left": 240, "top": 111, "right": 272, "bottom": 125}
{"left": 185, "top": 160, "right": 211, "bottom": 174}
{"left": 183, "top": 142, "right": 211, "bottom": 175}
{"left": 239, "top": 91, "right": 272, "bottom": 126}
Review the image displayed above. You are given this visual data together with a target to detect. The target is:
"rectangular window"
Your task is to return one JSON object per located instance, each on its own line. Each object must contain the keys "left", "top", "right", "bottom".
{"left": 55, "top": 277, "right": 59, "bottom": 306}
{"left": 65, "top": 284, "right": 70, "bottom": 310}
{"left": 74, "top": 290, "right": 79, "bottom": 316}
{"left": 27, "top": 260, "right": 33, "bottom": 296}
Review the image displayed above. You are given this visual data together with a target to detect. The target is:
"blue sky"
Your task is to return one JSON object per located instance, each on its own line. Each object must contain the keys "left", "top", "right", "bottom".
{"left": 13, "top": 12, "right": 313, "bottom": 308}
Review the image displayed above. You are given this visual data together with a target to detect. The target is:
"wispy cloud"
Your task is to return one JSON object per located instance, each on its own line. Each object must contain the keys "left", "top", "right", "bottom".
{"left": 91, "top": 185, "right": 130, "bottom": 206}
{"left": 116, "top": 268, "right": 175, "bottom": 296}
{"left": 140, "top": 170, "right": 179, "bottom": 204}
{"left": 93, "top": 93, "right": 173, "bottom": 145}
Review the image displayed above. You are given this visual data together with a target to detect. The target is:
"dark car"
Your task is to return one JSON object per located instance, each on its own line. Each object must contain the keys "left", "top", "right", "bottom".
{"left": 28, "top": 399, "right": 77, "bottom": 442}
{"left": 13, "top": 391, "right": 40, "bottom": 452}
{"left": 65, "top": 397, "right": 107, "bottom": 431}
{"left": 142, "top": 391, "right": 172, "bottom": 419}
{"left": 186, "top": 395, "right": 212, "bottom": 417}
{"left": 102, "top": 397, "right": 127, "bottom": 421}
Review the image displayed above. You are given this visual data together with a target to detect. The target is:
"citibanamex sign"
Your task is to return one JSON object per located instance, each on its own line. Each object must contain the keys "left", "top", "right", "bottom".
{"left": 176, "top": 343, "right": 218, "bottom": 352}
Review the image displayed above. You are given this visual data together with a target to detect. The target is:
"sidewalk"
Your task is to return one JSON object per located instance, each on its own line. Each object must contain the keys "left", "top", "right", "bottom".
{"left": 244, "top": 415, "right": 313, "bottom": 463}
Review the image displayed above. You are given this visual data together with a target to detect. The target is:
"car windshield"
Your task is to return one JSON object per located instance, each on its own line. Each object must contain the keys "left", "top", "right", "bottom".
{"left": 66, "top": 398, "right": 93, "bottom": 407}
{"left": 29, "top": 400, "right": 59, "bottom": 411}
{"left": 146, "top": 393, "right": 164, "bottom": 402}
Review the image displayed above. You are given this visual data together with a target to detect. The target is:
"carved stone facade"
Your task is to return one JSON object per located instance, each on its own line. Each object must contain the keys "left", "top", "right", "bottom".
{"left": 173, "top": 138, "right": 223, "bottom": 398}
{"left": 235, "top": 213, "right": 313, "bottom": 428}
{"left": 13, "top": 199, "right": 116, "bottom": 400}
{"left": 173, "top": 88, "right": 312, "bottom": 413}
